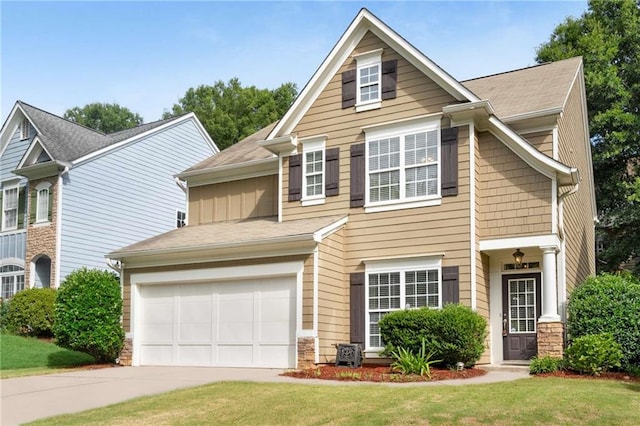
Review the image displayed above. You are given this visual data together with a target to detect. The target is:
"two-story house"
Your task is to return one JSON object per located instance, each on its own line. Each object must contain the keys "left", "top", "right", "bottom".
{"left": 109, "top": 9, "right": 595, "bottom": 368}
{"left": 0, "top": 101, "right": 217, "bottom": 297}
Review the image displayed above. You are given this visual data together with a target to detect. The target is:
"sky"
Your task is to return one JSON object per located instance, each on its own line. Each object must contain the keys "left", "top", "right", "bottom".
{"left": 1, "top": 1, "right": 589, "bottom": 124}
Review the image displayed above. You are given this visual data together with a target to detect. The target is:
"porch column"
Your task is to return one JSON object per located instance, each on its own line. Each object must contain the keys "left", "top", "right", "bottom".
{"left": 539, "top": 245, "right": 560, "bottom": 322}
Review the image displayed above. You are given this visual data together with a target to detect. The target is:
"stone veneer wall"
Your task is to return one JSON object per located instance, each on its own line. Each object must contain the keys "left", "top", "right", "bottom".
{"left": 297, "top": 337, "right": 316, "bottom": 369}
{"left": 118, "top": 338, "right": 133, "bottom": 366}
{"left": 25, "top": 177, "right": 58, "bottom": 288}
{"left": 537, "top": 321, "right": 564, "bottom": 358}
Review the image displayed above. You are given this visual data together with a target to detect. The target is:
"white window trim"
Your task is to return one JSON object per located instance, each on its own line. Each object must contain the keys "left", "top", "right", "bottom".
{"left": 354, "top": 49, "right": 383, "bottom": 112}
{"left": 301, "top": 137, "right": 326, "bottom": 206}
{"left": 364, "top": 256, "right": 442, "bottom": 352}
{"left": 364, "top": 118, "right": 442, "bottom": 213}
{"left": 35, "top": 182, "right": 51, "bottom": 224}
{"left": 0, "top": 264, "right": 25, "bottom": 299}
{"left": 2, "top": 184, "right": 19, "bottom": 232}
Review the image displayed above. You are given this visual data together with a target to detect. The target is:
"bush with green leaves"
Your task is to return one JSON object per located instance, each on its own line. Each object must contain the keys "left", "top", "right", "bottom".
{"left": 567, "top": 273, "right": 640, "bottom": 367}
{"left": 565, "top": 333, "right": 622, "bottom": 376}
{"left": 390, "top": 338, "right": 440, "bottom": 378}
{"left": 4, "top": 288, "right": 56, "bottom": 337}
{"left": 0, "top": 299, "right": 10, "bottom": 333}
{"left": 54, "top": 268, "right": 124, "bottom": 363}
{"left": 379, "top": 304, "right": 487, "bottom": 367}
{"left": 529, "top": 355, "right": 564, "bottom": 375}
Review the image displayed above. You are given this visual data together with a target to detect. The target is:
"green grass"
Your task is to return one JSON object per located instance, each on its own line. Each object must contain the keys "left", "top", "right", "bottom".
{"left": 28, "top": 377, "right": 640, "bottom": 425}
{"left": 0, "top": 334, "right": 96, "bottom": 378}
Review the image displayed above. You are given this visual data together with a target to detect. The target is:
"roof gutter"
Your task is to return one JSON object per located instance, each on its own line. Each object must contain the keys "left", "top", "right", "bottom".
{"left": 176, "top": 157, "right": 278, "bottom": 187}
{"left": 13, "top": 160, "right": 72, "bottom": 180}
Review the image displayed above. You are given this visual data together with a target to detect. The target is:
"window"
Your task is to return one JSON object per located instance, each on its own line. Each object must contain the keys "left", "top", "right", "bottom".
{"left": 20, "top": 118, "right": 31, "bottom": 140}
{"left": 176, "top": 210, "right": 186, "bottom": 228}
{"left": 1, "top": 265, "right": 25, "bottom": 299}
{"left": 33, "top": 182, "right": 51, "bottom": 224}
{"left": 366, "top": 258, "right": 441, "bottom": 349}
{"left": 301, "top": 137, "right": 326, "bottom": 205}
{"left": 366, "top": 119, "right": 440, "bottom": 210}
{"left": 2, "top": 187, "right": 18, "bottom": 231}
{"left": 354, "top": 49, "right": 383, "bottom": 112}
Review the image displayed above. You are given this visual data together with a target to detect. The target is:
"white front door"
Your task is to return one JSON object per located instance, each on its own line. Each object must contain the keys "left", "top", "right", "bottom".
{"left": 138, "top": 277, "right": 296, "bottom": 368}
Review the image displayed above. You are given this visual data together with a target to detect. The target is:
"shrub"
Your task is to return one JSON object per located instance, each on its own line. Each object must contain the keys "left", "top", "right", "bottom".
{"left": 0, "top": 299, "right": 10, "bottom": 333}
{"left": 529, "top": 355, "right": 564, "bottom": 374}
{"left": 379, "top": 304, "right": 487, "bottom": 367}
{"left": 390, "top": 338, "right": 440, "bottom": 378}
{"left": 567, "top": 273, "right": 640, "bottom": 367}
{"left": 565, "top": 333, "right": 622, "bottom": 376}
{"left": 54, "top": 268, "right": 124, "bottom": 363}
{"left": 4, "top": 288, "right": 56, "bottom": 337}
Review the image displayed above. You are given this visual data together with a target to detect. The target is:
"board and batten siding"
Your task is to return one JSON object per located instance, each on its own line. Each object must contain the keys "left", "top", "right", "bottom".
{"left": 281, "top": 31, "right": 473, "bottom": 310}
{"left": 317, "top": 227, "right": 347, "bottom": 362}
{"left": 188, "top": 175, "right": 277, "bottom": 225}
{"left": 59, "top": 121, "right": 215, "bottom": 282}
{"left": 478, "top": 131, "right": 552, "bottom": 239}
{"left": 557, "top": 77, "right": 595, "bottom": 291}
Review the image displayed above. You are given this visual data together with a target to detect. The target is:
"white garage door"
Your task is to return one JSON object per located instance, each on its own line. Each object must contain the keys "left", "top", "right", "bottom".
{"left": 138, "top": 277, "right": 296, "bottom": 368}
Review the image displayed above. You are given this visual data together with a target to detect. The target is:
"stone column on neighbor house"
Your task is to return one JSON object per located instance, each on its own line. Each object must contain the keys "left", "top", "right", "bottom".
{"left": 118, "top": 337, "right": 133, "bottom": 366}
{"left": 537, "top": 245, "right": 563, "bottom": 357}
{"left": 297, "top": 337, "right": 316, "bottom": 369}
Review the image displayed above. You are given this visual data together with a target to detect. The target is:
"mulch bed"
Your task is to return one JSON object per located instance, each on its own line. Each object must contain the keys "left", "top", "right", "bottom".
{"left": 282, "top": 364, "right": 487, "bottom": 382}
{"left": 537, "top": 370, "right": 640, "bottom": 383}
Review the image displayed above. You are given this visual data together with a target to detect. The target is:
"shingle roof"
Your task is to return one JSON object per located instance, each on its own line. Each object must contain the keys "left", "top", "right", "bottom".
{"left": 462, "top": 57, "right": 582, "bottom": 120}
{"left": 183, "top": 121, "right": 277, "bottom": 173}
{"left": 18, "top": 101, "right": 183, "bottom": 163}
{"left": 109, "top": 214, "right": 346, "bottom": 258}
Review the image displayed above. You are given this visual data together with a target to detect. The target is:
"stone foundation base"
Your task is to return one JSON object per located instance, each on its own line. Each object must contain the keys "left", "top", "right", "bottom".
{"left": 118, "top": 338, "right": 133, "bottom": 366}
{"left": 537, "top": 321, "right": 564, "bottom": 358}
{"left": 297, "top": 337, "right": 316, "bottom": 369}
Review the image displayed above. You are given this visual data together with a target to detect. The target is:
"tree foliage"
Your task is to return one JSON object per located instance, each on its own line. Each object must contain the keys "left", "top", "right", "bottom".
{"left": 536, "top": 0, "right": 640, "bottom": 274}
{"left": 163, "top": 78, "right": 297, "bottom": 150}
{"left": 64, "top": 102, "right": 143, "bottom": 134}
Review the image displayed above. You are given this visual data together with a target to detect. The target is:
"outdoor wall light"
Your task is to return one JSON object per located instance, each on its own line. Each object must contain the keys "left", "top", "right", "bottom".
{"left": 513, "top": 248, "right": 525, "bottom": 266}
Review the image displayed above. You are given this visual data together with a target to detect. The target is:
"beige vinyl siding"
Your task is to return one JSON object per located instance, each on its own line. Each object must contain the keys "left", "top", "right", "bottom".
{"left": 121, "top": 255, "right": 309, "bottom": 333}
{"left": 188, "top": 175, "right": 277, "bottom": 225}
{"left": 303, "top": 255, "right": 314, "bottom": 330}
{"left": 478, "top": 131, "right": 552, "bottom": 238}
{"left": 523, "top": 131, "right": 554, "bottom": 157}
{"left": 557, "top": 78, "right": 595, "bottom": 292}
{"left": 317, "top": 228, "right": 347, "bottom": 362}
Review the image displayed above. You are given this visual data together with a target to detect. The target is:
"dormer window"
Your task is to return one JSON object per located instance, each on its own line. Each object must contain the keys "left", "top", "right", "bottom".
{"left": 20, "top": 118, "right": 31, "bottom": 140}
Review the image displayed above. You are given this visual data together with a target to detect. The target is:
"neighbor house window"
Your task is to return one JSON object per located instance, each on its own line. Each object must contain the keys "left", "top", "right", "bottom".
{"left": 1, "top": 265, "right": 25, "bottom": 299}
{"left": 20, "top": 118, "right": 31, "bottom": 140}
{"left": 34, "top": 182, "right": 52, "bottom": 224}
{"left": 366, "top": 258, "right": 441, "bottom": 349}
{"left": 2, "top": 187, "right": 18, "bottom": 231}
{"left": 176, "top": 210, "right": 186, "bottom": 228}
{"left": 365, "top": 119, "right": 440, "bottom": 210}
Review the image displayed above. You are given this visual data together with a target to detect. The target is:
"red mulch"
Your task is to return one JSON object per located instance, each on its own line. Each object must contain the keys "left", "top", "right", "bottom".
{"left": 282, "top": 364, "right": 487, "bottom": 382}
{"left": 536, "top": 370, "right": 640, "bottom": 383}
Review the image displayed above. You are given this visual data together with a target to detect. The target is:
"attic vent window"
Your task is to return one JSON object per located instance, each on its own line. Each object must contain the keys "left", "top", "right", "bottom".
{"left": 20, "top": 119, "right": 31, "bottom": 140}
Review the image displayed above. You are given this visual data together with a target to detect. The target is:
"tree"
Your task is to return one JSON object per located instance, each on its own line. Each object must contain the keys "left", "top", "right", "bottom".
{"left": 64, "top": 102, "right": 143, "bottom": 134}
{"left": 163, "top": 78, "right": 297, "bottom": 150}
{"left": 536, "top": 0, "right": 640, "bottom": 275}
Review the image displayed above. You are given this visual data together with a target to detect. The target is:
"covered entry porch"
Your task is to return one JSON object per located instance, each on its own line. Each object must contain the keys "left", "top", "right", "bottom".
{"left": 481, "top": 235, "right": 565, "bottom": 364}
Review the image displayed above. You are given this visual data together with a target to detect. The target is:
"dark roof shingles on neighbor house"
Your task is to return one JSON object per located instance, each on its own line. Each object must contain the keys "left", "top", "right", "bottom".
{"left": 18, "top": 101, "right": 180, "bottom": 163}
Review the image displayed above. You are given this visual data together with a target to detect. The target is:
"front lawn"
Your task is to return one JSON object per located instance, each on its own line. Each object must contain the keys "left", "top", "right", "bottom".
{"left": 0, "top": 334, "right": 96, "bottom": 378}
{"left": 29, "top": 377, "right": 640, "bottom": 425}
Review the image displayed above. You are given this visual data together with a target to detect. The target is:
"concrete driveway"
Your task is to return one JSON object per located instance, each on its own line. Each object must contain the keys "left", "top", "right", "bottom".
{"left": 1, "top": 365, "right": 528, "bottom": 425}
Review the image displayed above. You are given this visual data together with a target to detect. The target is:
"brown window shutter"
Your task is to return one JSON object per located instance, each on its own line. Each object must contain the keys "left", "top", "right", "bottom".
{"left": 442, "top": 266, "right": 460, "bottom": 305}
{"left": 350, "top": 143, "right": 365, "bottom": 208}
{"left": 29, "top": 188, "right": 37, "bottom": 224}
{"left": 342, "top": 69, "right": 357, "bottom": 109}
{"left": 441, "top": 127, "right": 459, "bottom": 197}
{"left": 17, "top": 186, "right": 26, "bottom": 229}
{"left": 350, "top": 272, "right": 365, "bottom": 345}
{"left": 288, "top": 154, "right": 302, "bottom": 201}
{"left": 325, "top": 147, "right": 340, "bottom": 197}
{"left": 381, "top": 60, "right": 397, "bottom": 100}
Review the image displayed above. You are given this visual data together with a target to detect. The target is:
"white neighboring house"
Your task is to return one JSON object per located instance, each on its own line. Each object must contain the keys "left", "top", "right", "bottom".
{"left": 0, "top": 101, "right": 218, "bottom": 297}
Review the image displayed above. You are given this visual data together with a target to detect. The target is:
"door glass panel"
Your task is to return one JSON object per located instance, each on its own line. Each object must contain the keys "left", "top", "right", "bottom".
{"left": 508, "top": 278, "right": 536, "bottom": 333}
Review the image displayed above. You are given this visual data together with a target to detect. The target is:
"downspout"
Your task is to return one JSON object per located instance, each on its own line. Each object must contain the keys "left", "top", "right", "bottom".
{"left": 54, "top": 166, "right": 70, "bottom": 288}
{"left": 106, "top": 258, "right": 126, "bottom": 364}
{"left": 173, "top": 177, "right": 187, "bottom": 193}
{"left": 556, "top": 181, "right": 580, "bottom": 330}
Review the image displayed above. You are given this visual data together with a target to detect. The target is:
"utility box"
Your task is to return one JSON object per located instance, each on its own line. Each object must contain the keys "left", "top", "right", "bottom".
{"left": 335, "top": 343, "right": 362, "bottom": 368}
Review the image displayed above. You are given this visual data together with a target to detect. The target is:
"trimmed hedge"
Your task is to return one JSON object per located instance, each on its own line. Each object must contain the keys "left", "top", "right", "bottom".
{"left": 54, "top": 268, "right": 124, "bottom": 363}
{"left": 4, "top": 288, "right": 56, "bottom": 337}
{"left": 567, "top": 273, "right": 640, "bottom": 367}
{"left": 379, "top": 304, "right": 487, "bottom": 367}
